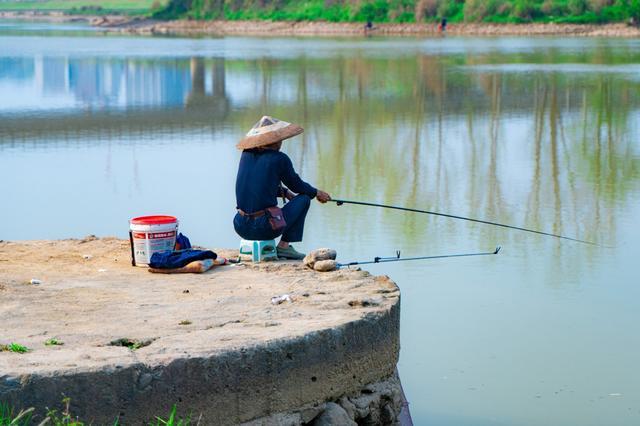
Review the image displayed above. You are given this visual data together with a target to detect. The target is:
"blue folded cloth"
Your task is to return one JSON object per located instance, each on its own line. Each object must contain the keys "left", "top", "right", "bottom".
{"left": 149, "top": 249, "right": 217, "bottom": 269}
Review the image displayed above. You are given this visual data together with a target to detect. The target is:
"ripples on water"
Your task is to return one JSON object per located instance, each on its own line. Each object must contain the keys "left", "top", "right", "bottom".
{"left": 1, "top": 22, "right": 639, "bottom": 426}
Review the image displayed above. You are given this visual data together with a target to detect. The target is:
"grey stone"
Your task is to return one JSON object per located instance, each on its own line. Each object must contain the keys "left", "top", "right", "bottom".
{"left": 338, "top": 397, "right": 356, "bottom": 420}
{"left": 313, "top": 260, "right": 338, "bottom": 272}
{"left": 241, "top": 412, "right": 302, "bottom": 426}
{"left": 360, "top": 410, "right": 381, "bottom": 426}
{"left": 242, "top": 374, "right": 403, "bottom": 425}
{"left": 311, "top": 402, "right": 356, "bottom": 426}
{"left": 303, "top": 248, "right": 337, "bottom": 268}
{"left": 300, "top": 402, "right": 326, "bottom": 423}
{"left": 380, "top": 403, "right": 396, "bottom": 424}
{"left": 138, "top": 372, "right": 153, "bottom": 389}
{"left": 353, "top": 394, "right": 374, "bottom": 410}
{"left": 352, "top": 392, "right": 381, "bottom": 419}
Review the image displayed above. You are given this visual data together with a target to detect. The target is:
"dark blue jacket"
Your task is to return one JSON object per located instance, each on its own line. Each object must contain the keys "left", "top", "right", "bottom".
{"left": 235, "top": 149, "right": 317, "bottom": 213}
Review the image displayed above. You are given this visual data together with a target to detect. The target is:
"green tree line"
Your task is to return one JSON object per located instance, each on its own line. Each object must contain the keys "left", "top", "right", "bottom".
{"left": 155, "top": 0, "right": 640, "bottom": 24}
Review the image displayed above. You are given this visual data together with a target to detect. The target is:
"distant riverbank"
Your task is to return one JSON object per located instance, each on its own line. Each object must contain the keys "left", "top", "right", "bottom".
{"left": 124, "top": 19, "right": 640, "bottom": 37}
{"left": 2, "top": 11, "right": 640, "bottom": 37}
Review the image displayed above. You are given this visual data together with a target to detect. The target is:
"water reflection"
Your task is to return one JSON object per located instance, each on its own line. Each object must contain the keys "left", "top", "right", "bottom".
{"left": 2, "top": 46, "right": 640, "bottom": 242}
{"left": 0, "top": 55, "right": 192, "bottom": 110}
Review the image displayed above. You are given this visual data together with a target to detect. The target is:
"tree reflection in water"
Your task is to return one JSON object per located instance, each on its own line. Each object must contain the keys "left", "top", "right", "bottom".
{"left": 1, "top": 45, "right": 639, "bottom": 250}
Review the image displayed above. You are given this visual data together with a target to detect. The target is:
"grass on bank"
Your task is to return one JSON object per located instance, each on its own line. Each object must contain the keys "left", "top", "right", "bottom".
{"left": 1, "top": 0, "right": 639, "bottom": 23}
{"left": 109, "top": 337, "right": 153, "bottom": 350}
{"left": 0, "top": 0, "right": 167, "bottom": 15}
{"left": 0, "top": 400, "right": 193, "bottom": 425}
{"left": 153, "top": 0, "right": 640, "bottom": 25}
{"left": 0, "top": 343, "right": 29, "bottom": 353}
{"left": 152, "top": 405, "right": 194, "bottom": 426}
{"left": 0, "top": 403, "right": 33, "bottom": 426}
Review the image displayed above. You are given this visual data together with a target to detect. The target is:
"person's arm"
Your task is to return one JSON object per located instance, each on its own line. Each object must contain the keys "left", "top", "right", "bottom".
{"left": 279, "top": 153, "right": 332, "bottom": 203}
{"left": 278, "top": 186, "right": 295, "bottom": 201}
{"left": 279, "top": 154, "right": 318, "bottom": 198}
{"left": 285, "top": 189, "right": 296, "bottom": 200}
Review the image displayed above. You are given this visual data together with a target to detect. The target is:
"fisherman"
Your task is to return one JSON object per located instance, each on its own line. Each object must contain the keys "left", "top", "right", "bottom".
{"left": 234, "top": 116, "right": 332, "bottom": 260}
{"left": 438, "top": 17, "right": 447, "bottom": 32}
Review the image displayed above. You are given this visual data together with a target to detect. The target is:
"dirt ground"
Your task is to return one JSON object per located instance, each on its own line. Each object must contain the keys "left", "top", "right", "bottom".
{"left": 125, "top": 20, "right": 640, "bottom": 37}
{"left": 0, "top": 237, "right": 399, "bottom": 377}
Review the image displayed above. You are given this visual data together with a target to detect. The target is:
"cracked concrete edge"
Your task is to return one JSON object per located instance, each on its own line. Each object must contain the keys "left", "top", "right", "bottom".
{"left": 242, "top": 371, "right": 404, "bottom": 426}
{"left": 1, "top": 296, "right": 400, "bottom": 424}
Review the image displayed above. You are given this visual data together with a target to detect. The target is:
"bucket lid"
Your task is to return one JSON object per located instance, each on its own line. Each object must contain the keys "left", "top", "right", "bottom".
{"left": 130, "top": 215, "right": 177, "bottom": 225}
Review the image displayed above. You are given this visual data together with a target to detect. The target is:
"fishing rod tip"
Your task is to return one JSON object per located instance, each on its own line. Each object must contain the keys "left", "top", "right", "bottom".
{"left": 494, "top": 246, "right": 501, "bottom": 254}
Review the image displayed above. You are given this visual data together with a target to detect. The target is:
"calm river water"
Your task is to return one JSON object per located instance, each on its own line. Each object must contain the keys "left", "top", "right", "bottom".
{"left": 1, "top": 21, "right": 639, "bottom": 426}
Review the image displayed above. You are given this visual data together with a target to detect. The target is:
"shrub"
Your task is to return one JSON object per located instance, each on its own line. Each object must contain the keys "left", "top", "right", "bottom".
{"left": 497, "top": 1, "right": 512, "bottom": 15}
{"left": 597, "top": 0, "right": 630, "bottom": 21}
{"left": 437, "top": 0, "right": 462, "bottom": 19}
{"left": 199, "top": 0, "right": 224, "bottom": 19}
{"left": 356, "top": 0, "right": 390, "bottom": 21}
{"left": 588, "top": 0, "right": 613, "bottom": 13}
{"left": 151, "top": 0, "right": 163, "bottom": 12}
{"left": 511, "top": 0, "right": 538, "bottom": 20}
{"left": 541, "top": 0, "right": 568, "bottom": 15}
{"left": 630, "top": 0, "right": 640, "bottom": 23}
{"left": 152, "top": 0, "right": 191, "bottom": 19}
{"left": 388, "top": 0, "right": 415, "bottom": 21}
{"left": 568, "top": 0, "right": 589, "bottom": 15}
{"left": 321, "top": 4, "right": 352, "bottom": 21}
{"left": 464, "top": 0, "right": 503, "bottom": 21}
{"left": 415, "top": 0, "right": 440, "bottom": 20}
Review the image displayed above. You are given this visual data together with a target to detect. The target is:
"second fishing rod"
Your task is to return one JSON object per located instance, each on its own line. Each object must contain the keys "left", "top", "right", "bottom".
{"left": 329, "top": 198, "right": 599, "bottom": 246}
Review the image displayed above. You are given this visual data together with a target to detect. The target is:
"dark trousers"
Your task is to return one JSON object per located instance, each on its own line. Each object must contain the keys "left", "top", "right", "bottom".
{"left": 234, "top": 195, "right": 311, "bottom": 243}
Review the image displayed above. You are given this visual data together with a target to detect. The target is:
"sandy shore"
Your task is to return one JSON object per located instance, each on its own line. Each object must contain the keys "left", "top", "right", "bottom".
{"left": 2, "top": 10, "right": 640, "bottom": 37}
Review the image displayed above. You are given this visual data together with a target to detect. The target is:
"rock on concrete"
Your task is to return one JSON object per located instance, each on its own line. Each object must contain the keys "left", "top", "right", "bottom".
{"left": 303, "top": 248, "right": 337, "bottom": 269}
{"left": 242, "top": 371, "right": 404, "bottom": 425}
{"left": 311, "top": 402, "right": 356, "bottom": 426}
{"left": 0, "top": 239, "right": 400, "bottom": 425}
{"left": 313, "top": 260, "right": 338, "bottom": 272}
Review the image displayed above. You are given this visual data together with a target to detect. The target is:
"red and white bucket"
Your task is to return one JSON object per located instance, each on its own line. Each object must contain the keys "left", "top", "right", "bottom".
{"left": 129, "top": 215, "right": 178, "bottom": 266}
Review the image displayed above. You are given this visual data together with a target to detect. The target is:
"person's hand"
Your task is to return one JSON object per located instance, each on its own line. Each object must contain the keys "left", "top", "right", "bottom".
{"left": 316, "top": 190, "right": 332, "bottom": 204}
{"left": 285, "top": 190, "right": 296, "bottom": 201}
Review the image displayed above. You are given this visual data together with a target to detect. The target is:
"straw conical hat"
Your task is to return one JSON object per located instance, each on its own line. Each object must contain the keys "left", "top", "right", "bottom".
{"left": 236, "top": 116, "right": 304, "bottom": 150}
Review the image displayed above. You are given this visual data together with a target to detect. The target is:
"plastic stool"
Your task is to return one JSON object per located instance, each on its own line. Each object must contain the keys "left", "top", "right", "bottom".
{"left": 239, "top": 239, "right": 278, "bottom": 262}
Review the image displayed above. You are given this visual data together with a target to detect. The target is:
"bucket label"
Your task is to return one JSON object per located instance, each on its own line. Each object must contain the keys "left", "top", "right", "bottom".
{"left": 131, "top": 229, "right": 177, "bottom": 265}
{"left": 149, "top": 231, "right": 176, "bottom": 239}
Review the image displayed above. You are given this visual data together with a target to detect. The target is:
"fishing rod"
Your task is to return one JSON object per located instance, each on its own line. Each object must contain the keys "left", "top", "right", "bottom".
{"left": 338, "top": 246, "right": 501, "bottom": 268}
{"left": 331, "top": 198, "right": 599, "bottom": 246}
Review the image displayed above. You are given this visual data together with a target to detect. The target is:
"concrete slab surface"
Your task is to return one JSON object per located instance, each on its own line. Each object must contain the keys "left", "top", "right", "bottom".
{"left": 0, "top": 238, "right": 400, "bottom": 424}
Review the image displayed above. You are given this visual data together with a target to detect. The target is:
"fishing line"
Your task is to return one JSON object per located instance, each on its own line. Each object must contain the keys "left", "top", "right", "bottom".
{"left": 331, "top": 198, "right": 599, "bottom": 246}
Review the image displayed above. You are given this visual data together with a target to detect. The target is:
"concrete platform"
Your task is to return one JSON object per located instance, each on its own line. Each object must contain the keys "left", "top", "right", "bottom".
{"left": 0, "top": 238, "right": 401, "bottom": 424}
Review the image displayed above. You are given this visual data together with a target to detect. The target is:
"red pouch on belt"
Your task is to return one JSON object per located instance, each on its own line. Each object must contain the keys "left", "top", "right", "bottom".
{"left": 265, "top": 206, "right": 286, "bottom": 232}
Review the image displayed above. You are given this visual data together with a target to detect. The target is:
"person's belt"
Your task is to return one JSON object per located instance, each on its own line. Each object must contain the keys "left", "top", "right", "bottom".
{"left": 237, "top": 209, "right": 266, "bottom": 218}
